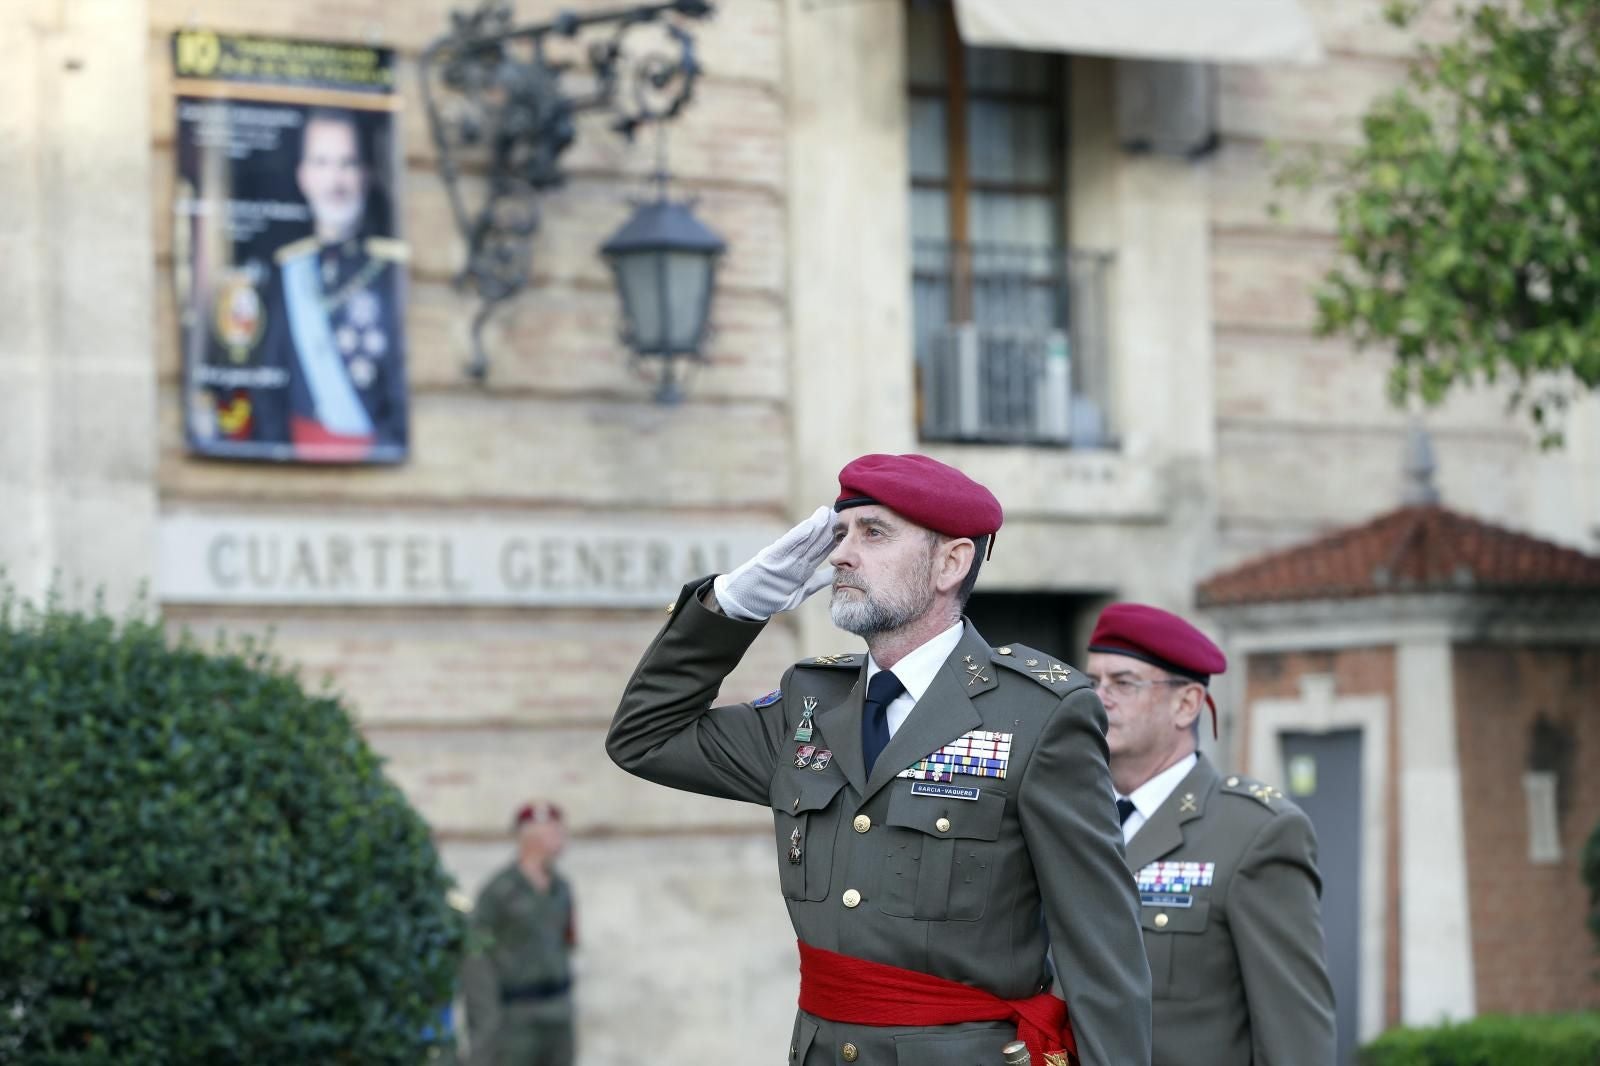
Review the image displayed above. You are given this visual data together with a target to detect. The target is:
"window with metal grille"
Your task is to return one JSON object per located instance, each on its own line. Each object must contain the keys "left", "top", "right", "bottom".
{"left": 908, "top": 1, "right": 1112, "bottom": 446}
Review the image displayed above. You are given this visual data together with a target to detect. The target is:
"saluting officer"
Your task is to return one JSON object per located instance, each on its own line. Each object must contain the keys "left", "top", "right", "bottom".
{"left": 460, "top": 802, "right": 577, "bottom": 1066}
{"left": 1085, "top": 603, "right": 1336, "bottom": 1066}
{"left": 609, "top": 454, "right": 1151, "bottom": 1066}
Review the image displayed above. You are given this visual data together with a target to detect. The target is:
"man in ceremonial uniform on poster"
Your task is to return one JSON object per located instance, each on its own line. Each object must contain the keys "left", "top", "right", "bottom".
{"left": 1086, "top": 603, "right": 1336, "bottom": 1066}
{"left": 610, "top": 454, "right": 1152, "bottom": 1066}
{"left": 254, "top": 106, "right": 409, "bottom": 462}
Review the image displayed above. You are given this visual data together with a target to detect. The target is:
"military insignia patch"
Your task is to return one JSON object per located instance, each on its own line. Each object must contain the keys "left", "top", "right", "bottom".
{"left": 1136, "top": 860, "right": 1215, "bottom": 908}
{"left": 752, "top": 690, "right": 782, "bottom": 708}
{"left": 897, "top": 730, "right": 1012, "bottom": 782}
{"left": 810, "top": 749, "right": 833, "bottom": 771}
{"left": 794, "top": 745, "right": 816, "bottom": 768}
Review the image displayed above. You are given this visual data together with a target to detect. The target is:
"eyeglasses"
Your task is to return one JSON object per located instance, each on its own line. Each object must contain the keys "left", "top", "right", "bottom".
{"left": 1088, "top": 675, "right": 1195, "bottom": 700}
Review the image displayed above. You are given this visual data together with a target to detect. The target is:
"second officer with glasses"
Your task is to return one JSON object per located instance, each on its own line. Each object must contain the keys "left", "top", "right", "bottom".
{"left": 1084, "top": 602, "right": 1336, "bottom": 1066}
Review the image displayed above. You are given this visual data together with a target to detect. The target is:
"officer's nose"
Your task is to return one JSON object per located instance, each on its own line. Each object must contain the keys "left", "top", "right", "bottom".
{"left": 828, "top": 534, "right": 855, "bottom": 571}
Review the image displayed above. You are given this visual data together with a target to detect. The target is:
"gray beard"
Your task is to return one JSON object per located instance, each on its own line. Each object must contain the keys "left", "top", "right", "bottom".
{"left": 830, "top": 582, "right": 933, "bottom": 638}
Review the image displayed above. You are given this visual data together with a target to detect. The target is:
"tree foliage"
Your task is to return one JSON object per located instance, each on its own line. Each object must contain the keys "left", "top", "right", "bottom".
{"left": 0, "top": 593, "right": 466, "bottom": 1064}
{"left": 1313, "top": 0, "right": 1600, "bottom": 445}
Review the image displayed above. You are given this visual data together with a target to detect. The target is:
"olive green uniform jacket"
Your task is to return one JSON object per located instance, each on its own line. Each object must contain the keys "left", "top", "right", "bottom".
{"left": 608, "top": 580, "right": 1152, "bottom": 1066}
{"left": 1126, "top": 755, "right": 1336, "bottom": 1066}
{"left": 461, "top": 863, "right": 576, "bottom": 1066}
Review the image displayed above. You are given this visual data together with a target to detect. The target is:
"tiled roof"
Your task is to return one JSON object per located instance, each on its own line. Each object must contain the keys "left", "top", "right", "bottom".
{"left": 1198, "top": 505, "right": 1600, "bottom": 607}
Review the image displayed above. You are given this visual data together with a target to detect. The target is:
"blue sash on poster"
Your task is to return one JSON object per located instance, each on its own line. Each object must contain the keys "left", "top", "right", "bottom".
{"left": 281, "top": 250, "right": 373, "bottom": 438}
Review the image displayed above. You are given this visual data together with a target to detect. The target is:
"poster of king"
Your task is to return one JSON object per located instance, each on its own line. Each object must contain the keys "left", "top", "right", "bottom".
{"left": 173, "top": 31, "right": 409, "bottom": 464}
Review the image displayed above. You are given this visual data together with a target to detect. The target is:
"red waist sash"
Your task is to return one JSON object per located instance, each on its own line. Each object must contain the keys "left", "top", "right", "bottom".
{"left": 796, "top": 940, "right": 1076, "bottom": 1063}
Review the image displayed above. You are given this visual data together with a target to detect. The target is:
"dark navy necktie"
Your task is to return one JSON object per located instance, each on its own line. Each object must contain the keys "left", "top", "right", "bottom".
{"left": 861, "top": 670, "right": 906, "bottom": 775}
{"left": 1116, "top": 797, "right": 1137, "bottom": 825}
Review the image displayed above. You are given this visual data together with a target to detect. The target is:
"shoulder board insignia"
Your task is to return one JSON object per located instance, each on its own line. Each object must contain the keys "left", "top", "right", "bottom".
{"left": 273, "top": 236, "right": 319, "bottom": 264}
{"left": 1222, "top": 775, "right": 1285, "bottom": 809}
{"left": 797, "top": 653, "right": 858, "bottom": 668}
{"left": 365, "top": 236, "right": 410, "bottom": 262}
{"left": 751, "top": 689, "right": 782, "bottom": 708}
{"left": 990, "top": 646, "right": 1089, "bottom": 692}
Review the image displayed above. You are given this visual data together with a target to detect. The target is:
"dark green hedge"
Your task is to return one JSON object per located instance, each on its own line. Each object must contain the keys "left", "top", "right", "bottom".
{"left": 0, "top": 596, "right": 466, "bottom": 1064}
{"left": 1361, "top": 1013, "right": 1600, "bottom": 1066}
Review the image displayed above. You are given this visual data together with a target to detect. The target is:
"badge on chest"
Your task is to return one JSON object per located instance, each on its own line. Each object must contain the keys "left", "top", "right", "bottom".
{"left": 897, "top": 729, "right": 1013, "bottom": 781}
{"left": 1136, "top": 860, "right": 1215, "bottom": 908}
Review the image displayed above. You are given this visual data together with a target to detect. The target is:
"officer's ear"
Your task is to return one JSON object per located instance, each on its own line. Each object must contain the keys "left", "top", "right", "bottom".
{"left": 932, "top": 536, "right": 974, "bottom": 595}
{"left": 1170, "top": 681, "right": 1204, "bottom": 733}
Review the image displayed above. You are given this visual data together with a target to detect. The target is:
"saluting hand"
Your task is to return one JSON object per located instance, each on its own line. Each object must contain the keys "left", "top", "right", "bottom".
{"left": 712, "top": 505, "right": 837, "bottom": 620}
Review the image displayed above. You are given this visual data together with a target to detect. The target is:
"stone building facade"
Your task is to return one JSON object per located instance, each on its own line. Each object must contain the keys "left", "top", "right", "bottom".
{"left": 4, "top": 0, "right": 1599, "bottom": 1062}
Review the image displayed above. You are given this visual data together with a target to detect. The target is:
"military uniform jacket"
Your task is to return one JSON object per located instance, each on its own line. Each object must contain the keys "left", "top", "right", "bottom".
{"left": 461, "top": 864, "right": 576, "bottom": 1065}
{"left": 608, "top": 580, "right": 1152, "bottom": 1066}
{"left": 1126, "top": 755, "right": 1335, "bottom": 1066}
{"left": 252, "top": 234, "right": 409, "bottom": 459}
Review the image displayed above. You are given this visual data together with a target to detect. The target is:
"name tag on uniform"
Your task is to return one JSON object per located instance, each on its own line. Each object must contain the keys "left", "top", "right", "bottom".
{"left": 909, "top": 782, "right": 981, "bottom": 801}
{"left": 1136, "top": 860, "right": 1214, "bottom": 908}
{"left": 897, "top": 730, "right": 1012, "bottom": 782}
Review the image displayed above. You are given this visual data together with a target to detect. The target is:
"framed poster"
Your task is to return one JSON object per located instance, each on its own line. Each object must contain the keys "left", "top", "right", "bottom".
{"left": 173, "top": 31, "right": 409, "bottom": 464}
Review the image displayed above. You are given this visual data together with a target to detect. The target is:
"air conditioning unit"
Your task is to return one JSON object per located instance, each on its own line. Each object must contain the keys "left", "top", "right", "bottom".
{"left": 921, "top": 324, "right": 1072, "bottom": 444}
{"left": 1116, "top": 58, "right": 1217, "bottom": 158}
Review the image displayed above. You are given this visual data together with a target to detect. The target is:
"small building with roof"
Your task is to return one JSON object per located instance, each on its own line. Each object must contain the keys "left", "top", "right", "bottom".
{"left": 1198, "top": 430, "right": 1600, "bottom": 1052}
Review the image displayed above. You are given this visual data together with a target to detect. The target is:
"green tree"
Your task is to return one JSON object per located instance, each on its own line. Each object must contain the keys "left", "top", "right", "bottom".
{"left": 0, "top": 593, "right": 466, "bottom": 1064}
{"left": 1311, "top": 0, "right": 1600, "bottom": 445}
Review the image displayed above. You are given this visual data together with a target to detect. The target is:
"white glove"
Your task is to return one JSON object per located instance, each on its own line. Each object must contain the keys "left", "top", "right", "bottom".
{"left": 713, "top": 505, "right": 837, "bottom": 620}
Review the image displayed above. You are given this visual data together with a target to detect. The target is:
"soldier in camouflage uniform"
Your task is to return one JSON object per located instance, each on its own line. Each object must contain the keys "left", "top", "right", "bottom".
{"left": 461, "top": 802, "right": 576, "bottom": 1066}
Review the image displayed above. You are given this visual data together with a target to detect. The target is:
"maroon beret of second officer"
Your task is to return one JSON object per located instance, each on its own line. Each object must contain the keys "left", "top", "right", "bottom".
{"left": 835, "top": 453, "right": 1002, "bottom": 541}
{"left": 1088, "top": 602, "right": 1227, "bottom": 736}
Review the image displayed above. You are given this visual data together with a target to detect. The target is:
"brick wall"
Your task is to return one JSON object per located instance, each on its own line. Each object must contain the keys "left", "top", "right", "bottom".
{"left": 1453, "top": 644, "right": 1600, "bottom": 1014}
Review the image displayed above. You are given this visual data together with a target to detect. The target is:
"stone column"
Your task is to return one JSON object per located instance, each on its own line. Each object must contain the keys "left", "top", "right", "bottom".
{"left": 1396, "top": 635, "right": 1477, "bottom": 1023}
{"left": 0, "top": 0, "right": 157, "bottom": 612}
{"left": 783, "top": 0, "right": 917, "bottom": 650}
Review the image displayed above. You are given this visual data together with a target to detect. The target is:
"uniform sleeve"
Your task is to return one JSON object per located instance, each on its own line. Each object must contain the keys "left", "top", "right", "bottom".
{"left": 1019, "top": 685, "right": 1152, "bottom": 1066}
{"left": 606, "top": 578, "right": 786, "bottom": 806}
{"left": 460, "top": 886, "right": 504, "bottom": 1066}
{"left": 1228, "top": 807, "right": 1337, "bottom": 1066}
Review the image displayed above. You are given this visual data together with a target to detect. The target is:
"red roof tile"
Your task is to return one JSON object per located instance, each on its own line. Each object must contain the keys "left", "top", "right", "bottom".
{"left": 1198, "top": 505, "right": 1600, "bottom": 607}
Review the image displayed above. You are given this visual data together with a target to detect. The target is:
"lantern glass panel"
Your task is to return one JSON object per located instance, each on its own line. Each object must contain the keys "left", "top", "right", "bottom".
{"left": 615, "top": 250, "right": 715, "bottom": 354}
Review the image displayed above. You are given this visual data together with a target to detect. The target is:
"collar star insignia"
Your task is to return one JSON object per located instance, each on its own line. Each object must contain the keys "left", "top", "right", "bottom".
{"left": 1034, "top": 663, "right": 1072, "bottom": 683}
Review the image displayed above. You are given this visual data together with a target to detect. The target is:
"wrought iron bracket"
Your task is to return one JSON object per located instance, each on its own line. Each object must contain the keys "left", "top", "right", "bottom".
{"left": 420, "top": 0, "right": 714, "bottom": 380}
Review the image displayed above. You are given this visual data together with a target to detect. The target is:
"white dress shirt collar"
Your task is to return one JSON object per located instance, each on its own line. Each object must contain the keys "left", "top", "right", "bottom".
{"left": 1118, "top": 752, "right": 1198, "bottom": 844}
{"left": 866, "top": 619, "right": 966, "bottom": 736}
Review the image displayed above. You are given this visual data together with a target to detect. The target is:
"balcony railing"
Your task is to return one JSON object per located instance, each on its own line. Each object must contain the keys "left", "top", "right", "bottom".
{"left": 913, "top": 241, "right": 1113, "bottom": 447}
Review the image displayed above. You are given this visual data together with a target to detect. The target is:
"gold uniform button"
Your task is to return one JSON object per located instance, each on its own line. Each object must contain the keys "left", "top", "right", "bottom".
{"left": 998, "top": 646, "right": 1013, "bottom": 655}
{"left": 842, "top": 889, "right": 862, "bottom": 908}
{"left": 935, "top": 817, "right": 952, "bottom": 833}
{"left": 1154, "top": 912, "right": 1169, "bottom": 929}
{"left": 1226, "top": 776, "right": 1240, "bottom": 787}
{"left": 853, "top": 814, "right": 872, "bottom": 833}
{"left": 841, "top": 1043, "right": 859, "bottom": 1062}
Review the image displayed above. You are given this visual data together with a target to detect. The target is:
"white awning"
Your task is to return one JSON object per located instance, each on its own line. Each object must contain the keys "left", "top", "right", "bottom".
{"left": 953, "top": 0, "right": 1324, "bottom": 65}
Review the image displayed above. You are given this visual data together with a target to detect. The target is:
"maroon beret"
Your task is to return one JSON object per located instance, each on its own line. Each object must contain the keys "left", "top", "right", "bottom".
{"left": 513, "top": 801, "right": 563, "bottom": 829}
{"left": 1089, "top": 603, "right": 1226, "bottom": 738}
{"left": 1088, "top": 601, "right": 1222, "bottom": 736}
{"left": 835, "top": 453, "right": 1003, "bottom": 540}
{"left": 1088, "top": 602, "right": 1226, "bottom": 682}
